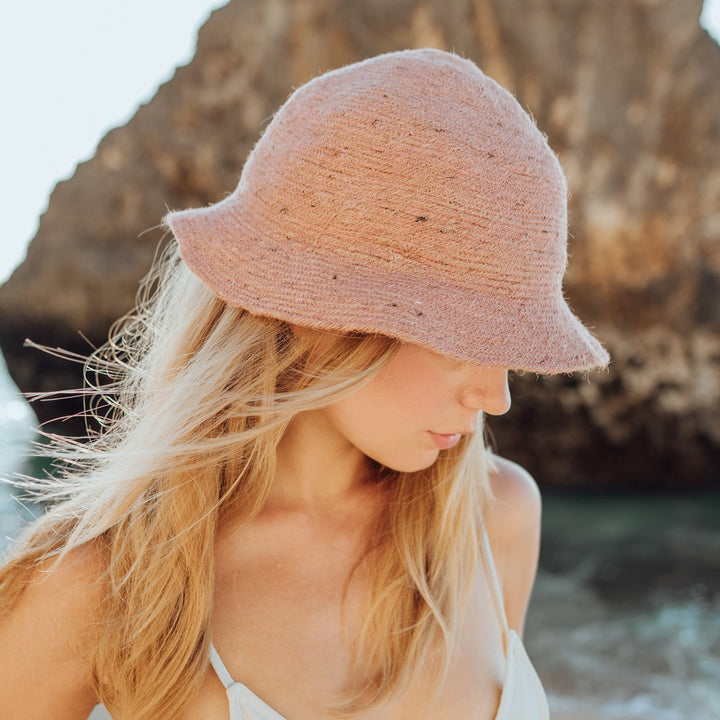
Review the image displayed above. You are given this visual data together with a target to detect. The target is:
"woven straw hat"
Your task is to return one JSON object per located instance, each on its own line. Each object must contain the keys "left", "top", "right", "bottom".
{"left": 165, "top": 48, "right": 608, "bottom": 373}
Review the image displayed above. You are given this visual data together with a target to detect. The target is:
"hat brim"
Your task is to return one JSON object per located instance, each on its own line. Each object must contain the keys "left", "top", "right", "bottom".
{"left": 166, "top": 201, "right": 609, "bottom": 375}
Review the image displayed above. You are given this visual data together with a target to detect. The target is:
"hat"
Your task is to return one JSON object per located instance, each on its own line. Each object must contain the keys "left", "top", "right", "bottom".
{"left": 165, "top": 48, "right": 609, "bottom": 373}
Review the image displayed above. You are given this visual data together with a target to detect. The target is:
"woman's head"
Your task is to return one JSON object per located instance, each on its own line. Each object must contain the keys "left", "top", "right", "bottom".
{"left": 165, "top": 47, "right": 608, "bottom": 374}
{"left": 128, "top": 248, "right": 502, "bottom": 480}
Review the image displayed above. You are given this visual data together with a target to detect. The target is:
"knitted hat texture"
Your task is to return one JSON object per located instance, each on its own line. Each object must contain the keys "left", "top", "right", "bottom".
{"left": 165, "top": 48, "right": 609, "bottom": 373}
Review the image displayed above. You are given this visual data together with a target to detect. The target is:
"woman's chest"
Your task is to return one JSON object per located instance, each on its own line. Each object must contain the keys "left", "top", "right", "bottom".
{"left": 181, "top": 558, "right": 506, "bottom": 720}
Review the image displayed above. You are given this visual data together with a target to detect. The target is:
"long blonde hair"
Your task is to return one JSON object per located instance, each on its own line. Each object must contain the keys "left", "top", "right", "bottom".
{"left": 0, "top": 241, "right": 492, "bottom": 718}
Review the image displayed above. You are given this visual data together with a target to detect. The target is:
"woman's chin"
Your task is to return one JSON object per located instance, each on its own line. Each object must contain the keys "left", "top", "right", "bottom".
{"left": 376, "top": 449, "right": 440, "bottom": 474}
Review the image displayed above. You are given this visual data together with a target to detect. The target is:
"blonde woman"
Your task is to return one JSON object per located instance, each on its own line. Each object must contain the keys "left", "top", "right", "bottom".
{"left": 0, "top": 49, "right": 607, "bottom": 720}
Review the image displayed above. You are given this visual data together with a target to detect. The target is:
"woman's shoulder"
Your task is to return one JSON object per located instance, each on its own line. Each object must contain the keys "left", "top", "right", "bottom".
{"left": 483, "top": 454, "right": 542, "bottom": 636}
{"left": 10, "top": 537, "right": 107, "bottom": 615}
{"left": 486, "top": 454, "right": 542, "bottom": 530}
{"left": 0, "top": 539, "right": 105, "bottom": 718}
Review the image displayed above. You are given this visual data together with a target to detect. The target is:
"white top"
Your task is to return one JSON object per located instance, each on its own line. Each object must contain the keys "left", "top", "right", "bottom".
{"left": 209, "top": 523, "right": 550, "bottom": 720}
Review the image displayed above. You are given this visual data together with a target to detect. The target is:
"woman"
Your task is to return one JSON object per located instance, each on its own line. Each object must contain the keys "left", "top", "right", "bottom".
{"left": 0, "top": 48, "right": 607, "bottom": 720}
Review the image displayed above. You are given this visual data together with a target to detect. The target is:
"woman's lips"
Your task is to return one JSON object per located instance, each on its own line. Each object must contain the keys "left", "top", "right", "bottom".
{"left": 427, "top": 431, "right": 463, "bottom": 450}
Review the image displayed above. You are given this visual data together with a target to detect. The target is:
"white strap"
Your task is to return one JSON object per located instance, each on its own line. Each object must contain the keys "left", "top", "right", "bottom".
{"left": 479, "top": 520, "right": 510, "bottom": 634}
{"left": 209, "top": 643, "right": 236, "bottom": 689}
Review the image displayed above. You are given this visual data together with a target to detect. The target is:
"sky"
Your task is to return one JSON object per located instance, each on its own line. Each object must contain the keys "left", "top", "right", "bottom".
{"left": 1, "top": 0, "right": 720, "bottom": 285}
{"left": 0, "top": 0, "right": 229, "bottom": 283}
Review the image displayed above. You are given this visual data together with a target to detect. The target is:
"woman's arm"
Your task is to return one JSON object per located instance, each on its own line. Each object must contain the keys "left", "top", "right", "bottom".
{"left": 0, "top": 543, "right": 103, "bottom": 720}
{"left": 486, "top": 455, "right": 543, "bottom": 639}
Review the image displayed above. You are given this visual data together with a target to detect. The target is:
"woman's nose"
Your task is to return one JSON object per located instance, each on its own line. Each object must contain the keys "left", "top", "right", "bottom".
{"left": 460, "top": 366, "right": 511, "bottom": 416}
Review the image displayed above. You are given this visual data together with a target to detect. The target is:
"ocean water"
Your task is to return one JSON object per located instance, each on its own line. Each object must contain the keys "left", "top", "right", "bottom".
{"left": 529, "top": 491, "right": 720, "bottom": 720}
{"left": 0, "top": 352, "right": 39, "bottom": 544}
{"left": 1, "top": 352, "right": 718, "bottom": 720}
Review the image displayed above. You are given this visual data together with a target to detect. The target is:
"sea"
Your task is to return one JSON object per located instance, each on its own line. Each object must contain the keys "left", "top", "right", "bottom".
{"left": 1, "top": 352, "right": 718, "bottom": 720}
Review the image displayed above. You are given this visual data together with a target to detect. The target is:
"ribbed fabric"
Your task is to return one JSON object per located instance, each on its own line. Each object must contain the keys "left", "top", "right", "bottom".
{"left": 208, "top": 521, "right": 549, "bottom": 720}
{"left": 165, "top": 48, "right": 608, "bottom": 374}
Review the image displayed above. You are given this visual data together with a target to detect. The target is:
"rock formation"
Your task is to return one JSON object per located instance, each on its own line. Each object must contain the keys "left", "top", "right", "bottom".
{"left": 1, "top": 0, "right": 718, "bottom": 488}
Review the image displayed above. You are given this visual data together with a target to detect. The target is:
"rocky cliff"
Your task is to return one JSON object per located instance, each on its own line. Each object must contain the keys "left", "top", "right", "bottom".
{"left": 1, "top": 0, "right": 718, "bottom": 489}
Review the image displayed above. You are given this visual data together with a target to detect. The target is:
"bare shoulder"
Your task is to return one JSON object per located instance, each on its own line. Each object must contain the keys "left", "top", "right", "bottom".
{"left": 486, "top": 454, "right": 542, "bottom": 535}
{"left": 483, "top": 455, "right": 542, "bottom": 637}
{"left": 0, "top": 539, "right": 105, "bottom": 719}
{"left": 7, "top": 538, "right": 107, "bottom": 629}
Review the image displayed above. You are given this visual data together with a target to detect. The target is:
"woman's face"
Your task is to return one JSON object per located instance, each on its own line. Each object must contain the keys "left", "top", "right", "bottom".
{"left": 315, "top": 342, "right": 511, "bottom": 473}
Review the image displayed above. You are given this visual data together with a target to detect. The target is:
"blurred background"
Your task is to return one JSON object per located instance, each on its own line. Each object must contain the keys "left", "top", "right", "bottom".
{"left": 1, "top": 1, "right": 719, "bottom": 718}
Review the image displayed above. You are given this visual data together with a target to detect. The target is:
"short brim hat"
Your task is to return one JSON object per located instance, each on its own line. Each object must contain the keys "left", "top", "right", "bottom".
{"left": 166, "top": 48, "right": 609, "bottom": 374}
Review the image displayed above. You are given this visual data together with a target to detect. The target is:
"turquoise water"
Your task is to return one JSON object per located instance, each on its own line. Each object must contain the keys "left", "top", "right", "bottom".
{"left": 1, "top": 351, "right": 718, "bottom": 720}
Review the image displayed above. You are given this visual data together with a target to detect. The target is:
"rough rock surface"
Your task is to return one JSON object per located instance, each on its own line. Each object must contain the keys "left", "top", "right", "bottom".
{"left": 1, "top": 0, "right": 718, "bottom": 488}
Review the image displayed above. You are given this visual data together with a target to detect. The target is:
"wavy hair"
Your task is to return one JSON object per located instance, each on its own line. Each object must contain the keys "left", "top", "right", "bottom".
{"left": 0, "top": 241, "right": 492, "bottom": 718}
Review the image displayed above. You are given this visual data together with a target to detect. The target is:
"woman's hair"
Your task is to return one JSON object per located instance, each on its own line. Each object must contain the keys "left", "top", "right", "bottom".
{"left": 0, "top": 241, "right": 493, "bottom": 719}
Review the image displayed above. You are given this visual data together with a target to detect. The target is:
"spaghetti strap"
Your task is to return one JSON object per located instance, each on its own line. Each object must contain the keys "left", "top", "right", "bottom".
{"left": 209, "top": 643, "right": 236, "bottom": 689}
{"left": 479, "top": 518, "right": 510, "bottom": 634}
{"left": 208, "top": 643, "right": 292, "bottom": 720}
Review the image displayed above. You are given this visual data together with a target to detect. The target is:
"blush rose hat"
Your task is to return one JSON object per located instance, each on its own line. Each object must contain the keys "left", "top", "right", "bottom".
{"left": 165, "top": 48, "right": 609, "bottom": 373}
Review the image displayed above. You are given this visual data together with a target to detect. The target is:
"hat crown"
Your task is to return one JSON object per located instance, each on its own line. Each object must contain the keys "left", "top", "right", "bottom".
{"left": 238, "top": 49, "right": 568, "bottom": 297}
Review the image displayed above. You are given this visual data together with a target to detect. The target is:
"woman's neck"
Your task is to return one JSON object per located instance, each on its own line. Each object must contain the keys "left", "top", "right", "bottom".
{"left": 270, "top": 410, "right": 375, "bottom": 514}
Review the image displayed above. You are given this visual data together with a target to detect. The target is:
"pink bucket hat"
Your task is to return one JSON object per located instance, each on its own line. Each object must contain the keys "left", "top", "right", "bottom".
{"left": 165, "top": 48, "right": 608, "bottom": 373}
